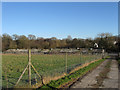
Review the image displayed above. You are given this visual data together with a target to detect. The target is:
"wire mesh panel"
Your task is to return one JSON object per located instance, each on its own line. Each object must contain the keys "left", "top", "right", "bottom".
{"left": 2, "top": 50, "right": 106, "bottom": 88}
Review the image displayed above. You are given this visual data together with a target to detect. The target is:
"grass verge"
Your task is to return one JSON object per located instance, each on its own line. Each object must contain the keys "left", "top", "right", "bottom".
{"left": 37, "top": 59, "right": 105, "bottom": 89}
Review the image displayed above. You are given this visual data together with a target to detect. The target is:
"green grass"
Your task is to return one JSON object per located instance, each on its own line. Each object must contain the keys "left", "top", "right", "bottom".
{"left": 2, "top": 53, "right": 102, "bottom": 88}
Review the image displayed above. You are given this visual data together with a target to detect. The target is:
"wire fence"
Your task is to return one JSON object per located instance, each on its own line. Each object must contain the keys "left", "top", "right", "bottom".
{"left": 2, "top": 51, "right": 108, "bottom": 88}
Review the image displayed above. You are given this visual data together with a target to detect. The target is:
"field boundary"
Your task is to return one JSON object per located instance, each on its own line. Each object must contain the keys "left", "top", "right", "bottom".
{"left": 69, "top": 58, "right": 101, "bottom": 74}
{"left": 32, "top": 59, "right": 102, "bottom": 88}
{"left": 38, "top": 58, "right": 105, "bottom": 89}
{"left": 60, "top": 59, "right": 105, "bottom": 88}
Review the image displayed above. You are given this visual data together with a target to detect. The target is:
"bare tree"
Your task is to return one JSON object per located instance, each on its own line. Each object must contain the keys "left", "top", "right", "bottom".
{"left": 12, "top": 34, "right": 19, "bottom": 41}
{"left": 28, "top": 34, "right": 36, "bottom": 40}
{"left": 67, "top": 35, "right": 72, "bottom": 40}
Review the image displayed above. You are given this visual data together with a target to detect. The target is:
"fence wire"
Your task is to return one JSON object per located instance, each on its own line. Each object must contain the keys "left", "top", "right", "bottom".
{"left": 2, "top": 52, "right": 108, "bottom": 88}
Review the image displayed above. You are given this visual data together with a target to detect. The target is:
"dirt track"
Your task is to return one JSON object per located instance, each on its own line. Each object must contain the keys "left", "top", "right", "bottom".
{"left": 70, "top": 58, "right": 119, "bottom": 89}
{"left": 101, "top": 60, "right": 118, "bottom": 88}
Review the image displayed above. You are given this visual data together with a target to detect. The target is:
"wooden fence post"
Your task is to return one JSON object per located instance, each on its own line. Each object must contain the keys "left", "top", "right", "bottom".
{"left": 5, "top": 71, "right": 8, "bottom": 88}
{"left": 28, "top": 49, "right": 31, "bottom": 86}
{"left": 66, "top": 52, "right": 67, "bottom": 74}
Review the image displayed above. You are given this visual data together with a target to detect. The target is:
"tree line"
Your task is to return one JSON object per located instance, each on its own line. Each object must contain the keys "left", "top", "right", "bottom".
{"left": 1, "top": 33, "right": 119, "bottom": 52}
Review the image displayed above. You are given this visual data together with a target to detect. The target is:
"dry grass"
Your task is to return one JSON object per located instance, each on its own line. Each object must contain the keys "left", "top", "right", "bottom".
{"left": 43, "top": 73, "right": 66, "bottom": 84}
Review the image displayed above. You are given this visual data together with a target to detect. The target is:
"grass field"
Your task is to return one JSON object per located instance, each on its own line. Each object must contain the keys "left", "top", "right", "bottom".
{"left": 2, "top": 53, "right": 102, "bottom": 88}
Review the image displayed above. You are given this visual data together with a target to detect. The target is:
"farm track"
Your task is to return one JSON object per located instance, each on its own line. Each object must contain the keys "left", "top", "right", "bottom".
{"left": 70, "top": 59, "right": 109, "bottom": 88}
{"left": 101, "top": 60, "right": 118, "bottom": 88}
{"left": 70, "top": 58, "right": 119, "bottom": 89}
